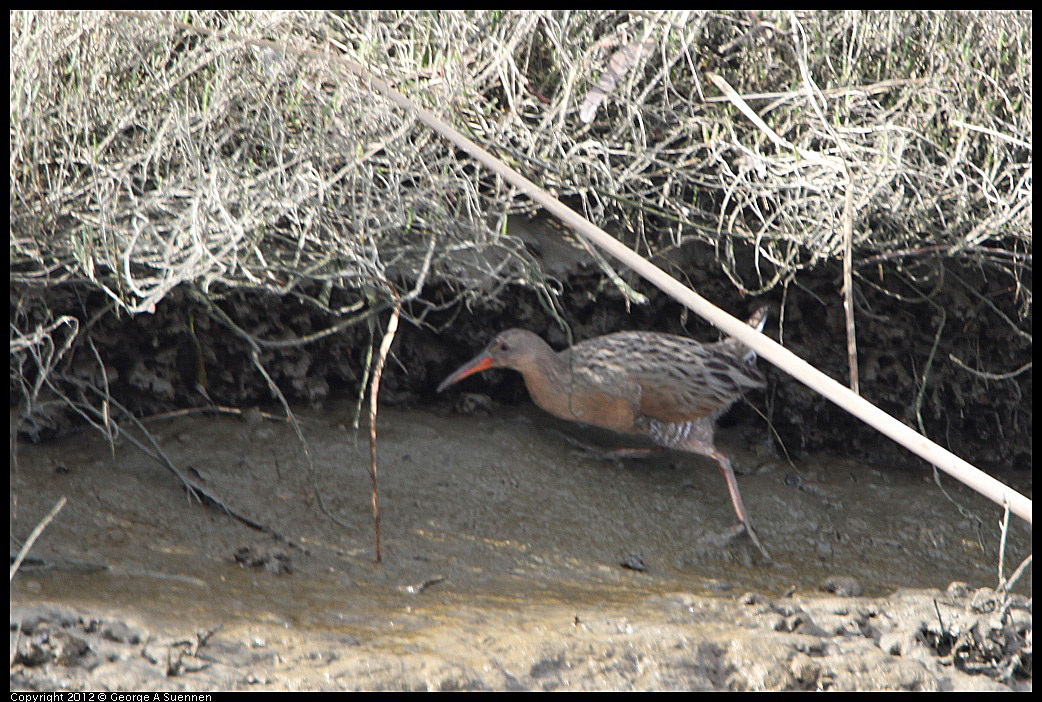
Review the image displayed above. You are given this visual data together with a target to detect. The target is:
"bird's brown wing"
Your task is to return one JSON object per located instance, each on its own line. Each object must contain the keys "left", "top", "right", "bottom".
{"left": 558, "top": 343, "right": 644, "bottom": 433}
{"left": 583, "top": 332, "right": 763, "bottom": 424}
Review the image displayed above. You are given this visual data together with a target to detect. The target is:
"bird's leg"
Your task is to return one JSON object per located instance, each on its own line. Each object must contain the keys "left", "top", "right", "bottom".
{"left": 600, "top": 447, "right": 663, "bottom": 459}
{"left": 707, "top": 448, "right": 750, "bottom": 523}
{"left": 673, "top": 420, "right": 771, "bottom": 561}
{"left": 554, "top": 431, "right": 664, "bottom": 460}
{"left": 707, "top": 448, "right": 771, "bottom": 561}
{"left": 552, "top": 431, "right": 613, "bottom": 455}
{"left": 579, "top": 446, "right": 665, "bottom": 463}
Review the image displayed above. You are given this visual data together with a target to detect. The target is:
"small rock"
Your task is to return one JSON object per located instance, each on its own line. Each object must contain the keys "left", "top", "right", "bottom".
{"left": 820, "top": 576, "right": 863, "bottom": 597}
{"left": 620, "top": 554, "right": 646, "bottom": 572}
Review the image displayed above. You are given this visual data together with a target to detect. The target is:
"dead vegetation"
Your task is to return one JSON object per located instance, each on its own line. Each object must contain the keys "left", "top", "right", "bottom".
{"left": 9, "top": 10, "right": 1031, "bottom": 464}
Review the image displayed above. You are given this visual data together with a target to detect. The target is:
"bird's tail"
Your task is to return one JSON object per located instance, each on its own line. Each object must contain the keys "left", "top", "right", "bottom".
{"left": 715, "top": 305, "right": 769, "bottom": 364}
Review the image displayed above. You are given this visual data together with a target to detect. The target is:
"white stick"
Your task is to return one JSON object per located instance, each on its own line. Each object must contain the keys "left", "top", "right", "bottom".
{"left": 341, "top": 59, "right": 1031, "bottom": 527}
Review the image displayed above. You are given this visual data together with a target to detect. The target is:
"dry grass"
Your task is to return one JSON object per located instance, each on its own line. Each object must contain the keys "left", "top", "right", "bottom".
{"left": 10, "top": 11, "right": 1032, "bottom": 443}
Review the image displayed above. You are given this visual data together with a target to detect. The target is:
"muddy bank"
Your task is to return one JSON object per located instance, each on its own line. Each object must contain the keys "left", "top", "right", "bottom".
{"left": 10, "top": 405, "right": 1032, "bottom": 690}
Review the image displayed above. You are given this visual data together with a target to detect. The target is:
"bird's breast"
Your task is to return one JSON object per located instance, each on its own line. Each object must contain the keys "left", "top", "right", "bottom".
{"left": 522, "top": 372, "right": 640, "bottom": 434}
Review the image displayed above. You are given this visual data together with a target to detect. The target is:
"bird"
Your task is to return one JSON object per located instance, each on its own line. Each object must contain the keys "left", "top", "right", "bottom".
{"left": 437, "top": 306, "right": 771, "bottom": 559}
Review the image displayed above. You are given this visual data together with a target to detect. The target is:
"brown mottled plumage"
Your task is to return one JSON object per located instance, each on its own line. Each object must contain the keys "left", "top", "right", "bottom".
{"left": 438, "top": 306, "right": 771, "bottom": 558}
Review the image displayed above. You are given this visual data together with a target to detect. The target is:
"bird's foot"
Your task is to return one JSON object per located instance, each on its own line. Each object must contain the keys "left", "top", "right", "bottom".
{"left": 553, "top": 431, "right": 603, "bottom": 453}
{"left": 696, "top": 522, "right": 772, "bottom": 563}
{"left": 741, "top": 521, "right": 773, "bottom": 563}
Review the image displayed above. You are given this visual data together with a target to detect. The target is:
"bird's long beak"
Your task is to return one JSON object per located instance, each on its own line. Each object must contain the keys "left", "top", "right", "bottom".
{"left": 436, "top": 354, "right": 494, "bottom": 393}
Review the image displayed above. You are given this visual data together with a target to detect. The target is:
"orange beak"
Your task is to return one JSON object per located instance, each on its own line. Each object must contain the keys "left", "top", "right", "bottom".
{"left": 436, "top": 354, "right": 494, "bottom": 393}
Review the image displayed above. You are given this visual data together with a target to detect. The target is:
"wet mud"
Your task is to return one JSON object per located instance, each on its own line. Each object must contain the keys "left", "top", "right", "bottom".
{"left": 10, "top": 405, "right": 1032, "bottom": 690}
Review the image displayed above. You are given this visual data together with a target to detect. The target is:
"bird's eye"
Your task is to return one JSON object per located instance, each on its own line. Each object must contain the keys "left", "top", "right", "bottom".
{"left": 499, "top": 342, "right": 510, "bottom": 351}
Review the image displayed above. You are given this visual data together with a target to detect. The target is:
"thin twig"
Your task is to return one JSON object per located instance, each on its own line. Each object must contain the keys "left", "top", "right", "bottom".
{"left": 366, "top": 283, "right": 402, "bottom": 563}
{"left": 11, "top": 497, "right": 67, "bottom": 581}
